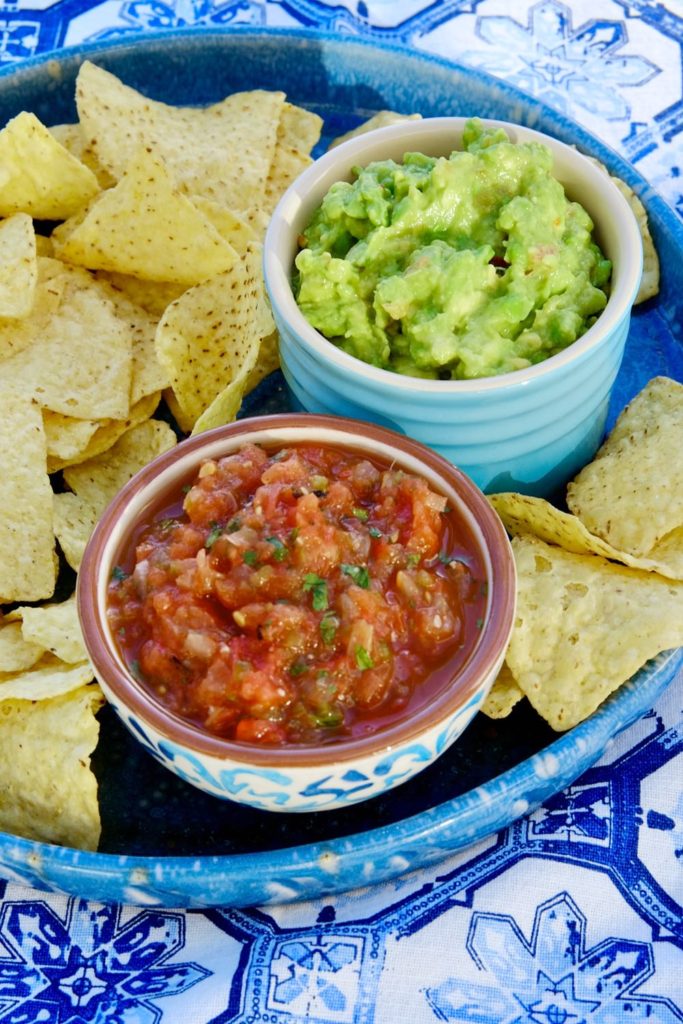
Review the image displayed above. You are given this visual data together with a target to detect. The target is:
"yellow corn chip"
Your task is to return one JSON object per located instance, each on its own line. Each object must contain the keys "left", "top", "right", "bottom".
{"left": 489, "top": 492, "right": 681, "bottom": 580}
{"left": 0, "top": 261, "right": 132, "bottom": 420}
{"left": 507, "top": 535, "right": 683, "bottom": 731}
{"left": 76, "top": 61, "right": 285, "bottom": 212}
{"left": 278, "top": 102, "right": 323, "bottom": 154}
{"left": 15, "top": 595, "right": 87, "bottom": 665}
{"left": 190, "top": 198, "right": 260, "bottom": 256}
{"left": 63, "top": 418, "right": 177, "bottom": 515}
{"left": 0, "top": 386, "right": 56, "bottom": 603}
{"left": 53, "top": 491, "right": 98, "bottom": 571}
{"left": 0, "top": 654, "right": 93, "bottom": 701}
{"left": 155, "top": 246, "right": 263, "bottom": 431}
{"left": 262, "top": 146, "right": 312, "bottom": 214}
{"left": 35, "top": 234, "right": 54, "bottom": 257}
{"left": 191, "top": 356, "right": 258, "bottom": 436}
{"left": 43, "top": 411, "right": 100, "bottom": 463}
{"left": 47, "top": 393, "right": 162, "bottom": 474}
{"left": 246, "top": 329, "right": 280, "bottom": 396}
{"left": 480, "top": 662, "right": 525, "bottom": 719}
{"left": 567, "top": 377, "right": 683, "bottom": 559}
{"left": 0, "top": 213, "right": 36, "bottom": 318}
{"left": 0, "top": 111, "right": 99, "bottom": 219}
{"left": 49, "top": 121, "right": 117, "bottom": 188}
{"left": 95, "top": 271, "right": 186, "bottom": 318}
{"left": 52, "top": 148, "right": 239, "bottom": 286}
{"left": 0, "top": 685, "right": 102, "bottom": 850}
{"left": 0, "top": 621, "right": 44, "bottom": 673}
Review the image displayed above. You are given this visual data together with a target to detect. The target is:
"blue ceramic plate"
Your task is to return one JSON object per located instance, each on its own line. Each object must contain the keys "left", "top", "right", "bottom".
{"left": 1, "top": 28, "right": 681, "bottom": 908}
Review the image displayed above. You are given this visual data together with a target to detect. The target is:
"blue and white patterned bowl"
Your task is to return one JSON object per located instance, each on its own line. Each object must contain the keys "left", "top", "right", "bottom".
{"left": 265, "top": 117, "right": 643, "bottom": 497}
{"left": 77, "top": 414, "right": 516, "bottom": 813}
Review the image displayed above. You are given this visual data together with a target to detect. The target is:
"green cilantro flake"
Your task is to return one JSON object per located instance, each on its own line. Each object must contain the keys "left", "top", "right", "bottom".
{"left": 303, "top": 573, "right": 328, "bottom": 611}
{"left": 341, "top": 563, "right": 370, "bottom": 588}
{"left": 111, "top": 565, "right": 128, "bottom": 582}
{"left": 289, "top": 659, "right": 308, "bottom": 677}
{"left": 320, "top": 611, "right": 338, "bottom": 644}
{"left": 266, "top": 536, "right": 288, "bottom": 561}
{"left": 368, "top": 526, "right": 383, "bottom": 539}
{"left": 205, "top": 523, "right": 222, "bottom": 549}
{"left": 355, "top": 645, "right": 374, "bottom": 670}
{"left": 352, "top": 507, "right": 369, "bottom": 521}
{"left": 243, "top": 550, "right": 258, "bottom": 567}
{"left": 406, "top": 552, "right": 421, "bottom": 568}
{"left": 476, "top": 617, "right": 484, "bottom": 630}
{"left": 227, "top": 517, "right": 242, "bottom": 533}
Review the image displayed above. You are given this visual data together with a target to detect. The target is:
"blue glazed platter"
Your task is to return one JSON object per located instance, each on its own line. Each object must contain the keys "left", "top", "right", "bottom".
{"left": 1, "top": 28, "right": 681, "bottom": 909}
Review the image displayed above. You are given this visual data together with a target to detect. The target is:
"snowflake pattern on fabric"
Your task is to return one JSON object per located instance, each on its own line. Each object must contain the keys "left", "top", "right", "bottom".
{"left": 462, "top": 0, "right": 660, "bottom": 121}
{"left": 425, "top": 892, "right": 682, "bottom": 1023}
{"left": 0, "top": 898, "right": 209, "bottom": 1022}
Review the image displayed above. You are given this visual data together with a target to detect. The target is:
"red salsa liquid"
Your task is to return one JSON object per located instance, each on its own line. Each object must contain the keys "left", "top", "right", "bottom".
{"left": 107, "top": 443, "right": 487, "bottom": 746}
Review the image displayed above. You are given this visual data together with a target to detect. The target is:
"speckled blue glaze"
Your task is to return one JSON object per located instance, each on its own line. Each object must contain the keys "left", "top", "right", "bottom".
{"left": 0, "top": 28, "right": 681, "bottom": 908}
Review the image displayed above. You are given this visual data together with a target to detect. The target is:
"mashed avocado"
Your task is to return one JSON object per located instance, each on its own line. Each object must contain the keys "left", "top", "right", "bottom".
{"left": 294, "top": 119, "right": 612, "bottom": 379}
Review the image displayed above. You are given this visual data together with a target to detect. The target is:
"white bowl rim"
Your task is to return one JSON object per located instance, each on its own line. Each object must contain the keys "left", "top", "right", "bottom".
{"left": 264, "top": 115, "right": 643, "bottom": 393}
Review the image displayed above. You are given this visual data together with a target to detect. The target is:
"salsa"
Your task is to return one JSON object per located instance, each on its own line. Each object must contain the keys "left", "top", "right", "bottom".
{"left": 107, "top": 443, "right": 487, "bottom": 746}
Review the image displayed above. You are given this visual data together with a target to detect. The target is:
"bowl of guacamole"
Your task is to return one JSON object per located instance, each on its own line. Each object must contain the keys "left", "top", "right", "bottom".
{"left": 264, "top": 117, "right": 643, "bottom": 496}
{"left": 294, "top": 119, "right": 612, "bottom": 381}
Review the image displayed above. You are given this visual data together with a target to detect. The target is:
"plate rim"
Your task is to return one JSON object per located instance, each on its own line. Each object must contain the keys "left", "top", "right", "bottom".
{"left": 0, "top": 24, "right": 681, "bottom": 908}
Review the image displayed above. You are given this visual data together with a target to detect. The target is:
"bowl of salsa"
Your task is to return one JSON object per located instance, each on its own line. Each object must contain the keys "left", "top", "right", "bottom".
{"left": 78, "top": 414, "right": 516, "bottom": 812}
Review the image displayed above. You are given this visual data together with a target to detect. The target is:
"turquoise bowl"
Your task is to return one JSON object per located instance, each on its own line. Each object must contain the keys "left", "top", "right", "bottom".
{"left": 264, "top": 117, "right": 643, "bottom": 496}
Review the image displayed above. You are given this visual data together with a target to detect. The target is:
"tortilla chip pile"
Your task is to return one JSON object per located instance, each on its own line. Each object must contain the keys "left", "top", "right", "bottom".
{"left": 0, "top": 63, "right": 322, "bottom": 850}
{"left": 484, "top": 377, "right": 683, "bottom": 731}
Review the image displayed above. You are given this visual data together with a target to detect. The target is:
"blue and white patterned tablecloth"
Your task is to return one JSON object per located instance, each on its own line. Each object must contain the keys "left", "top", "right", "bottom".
{"left": 1, "top": 3, "right": 682, "bottom": 1022}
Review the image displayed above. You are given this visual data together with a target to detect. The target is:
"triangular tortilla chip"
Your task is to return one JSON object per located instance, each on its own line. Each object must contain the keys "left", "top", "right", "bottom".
{"left": 507, "top": 534, "right": 683, "bottom": 731}
{"left": 76, "top": 61, "right": 285, "bottom": 212}
{"left": 0, "top": 213, "right": 37, "bottom": 318}
{"left": 0, "top": 386, "right": 56, "bottom": 603}
{"left": 52, "top": 148, "right": 239, "bottom": 285}
{"left": 0, "top": 112, "right": 98, "bottom": 219}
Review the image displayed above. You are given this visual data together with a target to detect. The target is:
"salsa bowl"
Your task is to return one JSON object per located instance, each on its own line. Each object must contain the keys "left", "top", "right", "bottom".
{"left": 264, "top": 116, "right": 643, "bottom": 497}
{"left": 77, "top": 414, "right": 515, "bottom": 813}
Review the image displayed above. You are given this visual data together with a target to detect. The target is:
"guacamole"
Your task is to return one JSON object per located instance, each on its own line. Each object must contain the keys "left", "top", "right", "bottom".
{"left": 294, "top": 119, "right": 612, "bottom": 379}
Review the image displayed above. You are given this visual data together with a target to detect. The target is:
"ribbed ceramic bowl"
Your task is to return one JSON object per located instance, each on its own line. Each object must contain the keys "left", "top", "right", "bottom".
{"left": 264, "top": 117, "right": 643, "bottom": 497}
{"left": 78, "top": 414, "right": 515, "bottom": 813}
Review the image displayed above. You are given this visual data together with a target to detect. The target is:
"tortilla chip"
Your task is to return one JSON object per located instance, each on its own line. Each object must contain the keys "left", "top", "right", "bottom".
{"left": 330, "top": 110, "right": 422, "bottom": 149}
{"left": 53, "top": 491, "right": 98, "bottom": 571}
{"left": 0, "top": 654, "right": 93, "bottom": 701}
{"left": 262, "top": 146, "right": 312, "bottom": 214}
{"left": 0, "top": 213, "right": 37, "bottom": 319}
{"left": 190, "top": 198, "right": 260, "bottom": 256}
{"left": 278, "top": 102, "right": 323, "bottom": 155}
{"left": 0, "top": 386, "right": 56, "bottom": 603}
{"left": 34, "top": 235, "right": 54, "bottom": 258}
{"left": 95, "top": 271, "right": 186, "bottom": 317}
{"left": 584, "top": 152, "right": 659, "bottom": 304}
{"left": 15, "top": 595, "right": 87, "bottom": 665}
{"left": 191, "top": 358, "right": 258, "bottom": 436}
{"left": 0, "top": 261, "right": 132, "bottom": 420}
{"left": 480, "top": 662, "right": 525, "bottom": 719}
{"left": 0, "top": 685, "right": 102, "bottom": 849}
{"left": 506, "top": 535, "right": 683, "bottom": 731}
{"left": 489, "top": 491, "right": 681, "bottom": 580}
{"left": 0, "top": 111, "right": 99, "bottom": 219}
{"left": 0, "top": 621, "right": 44, "bottom": 673}
{"left": 76, "top": 61, "right": 285, "bottom": 212}
{"left": 49, "top": 121, "right": 117, "bottom": 189}
{"left": 63, "top": 418, "right": 177, "bottom": 515}
{"left": 567, "top": 377, "right": 683, "bottom": 560}
{"left": 246, "top": 329, "right": 280, "bottom": 395}
{"left": 155, "top": 246, "right": 263, "bottom": 431}
{"left": 52, "top": 148, "right": 239, "bottom": 286}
